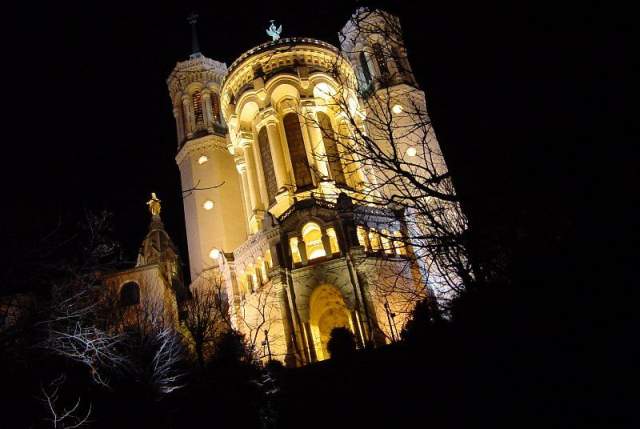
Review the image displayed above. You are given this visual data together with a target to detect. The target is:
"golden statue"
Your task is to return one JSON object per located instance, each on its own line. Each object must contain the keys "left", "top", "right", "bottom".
{"left": 147, "top": 192, "right": 161, "bottom": 216}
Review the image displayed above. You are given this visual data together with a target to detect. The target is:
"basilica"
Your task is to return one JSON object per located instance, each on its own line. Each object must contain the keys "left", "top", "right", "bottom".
{"left": 107, "top": 8, "right": 452, "bottom": 366}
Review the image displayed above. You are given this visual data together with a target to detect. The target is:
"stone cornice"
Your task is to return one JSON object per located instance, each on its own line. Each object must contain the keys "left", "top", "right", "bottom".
{"left": 175, "top": 134, "right": 228, "bottom": 165}
{"left": 167, "top": 55, "right": 228, "bottom": 99}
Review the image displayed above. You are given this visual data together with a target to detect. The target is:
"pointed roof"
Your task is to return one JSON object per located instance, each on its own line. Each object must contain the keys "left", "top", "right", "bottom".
{"left": 136, "top": 194, "right": 179, "bottom": 267}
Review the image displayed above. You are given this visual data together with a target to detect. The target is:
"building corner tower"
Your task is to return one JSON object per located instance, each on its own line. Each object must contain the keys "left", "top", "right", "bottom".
{"left": 167, "top": 28, "right": 247, "bottom": 284}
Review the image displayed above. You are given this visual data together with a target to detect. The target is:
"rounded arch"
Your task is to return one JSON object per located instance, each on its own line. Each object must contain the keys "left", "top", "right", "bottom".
{"left": 185, "top": 82, "right": 205, "bottom": 95}
{"left": 265, "top": 76, "right": 302, "bottom": 107}
{"left": 317, "top": 111, "right": 346, "bottom": 186}
{"left": 120, "top": 281, "right": 140, "bottom": 307}
{"left": 238, "top": 99, "right": 260, "bottom": 124}
{"left": 302, "top": 221, "right": 325, "bottom": 260}
{"left": 282, "top": 112, "right": 313, "bottom": 189}
{"left": 309, "top": 285, "right": 353, "bottom": 360}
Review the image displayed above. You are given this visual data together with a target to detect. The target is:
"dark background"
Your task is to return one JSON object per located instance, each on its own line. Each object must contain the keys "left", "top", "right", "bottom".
{"left": 0, "top": 0, "right": 627, "bottom": 286}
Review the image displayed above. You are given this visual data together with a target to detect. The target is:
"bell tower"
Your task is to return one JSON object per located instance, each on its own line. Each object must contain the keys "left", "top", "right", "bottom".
{"left": 340, "top": 8, "right": 418, "bottom": 95}
{"left": 167, "top": 16, "right": 247, "bottom": 283}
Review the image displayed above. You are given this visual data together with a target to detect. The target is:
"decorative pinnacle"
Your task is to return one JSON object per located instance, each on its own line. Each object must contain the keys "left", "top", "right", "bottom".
{"left": 187, "top": 12, "right": 202, "bottom": 58}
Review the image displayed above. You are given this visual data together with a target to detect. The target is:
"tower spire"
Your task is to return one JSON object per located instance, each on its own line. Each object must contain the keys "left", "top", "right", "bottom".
{"left": 187, "top": 12, "right": 202, "bottom": 58}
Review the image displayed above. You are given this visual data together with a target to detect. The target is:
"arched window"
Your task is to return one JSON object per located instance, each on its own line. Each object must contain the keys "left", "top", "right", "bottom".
{"left": 290, "top": 237, "right": 302, "bottom": 264}
{"left": 265, "top": 249, "right": 273, "bottom": 270}
{"left": 283, "top": 113, "right": 313, "bottom": 189}
{"left": 372, "top": 43, "right": 389, "bottom": 79}
{"left": 357, "top": 226, "right": 368, "bottom": 249}
{"left": 192, "top": 90, "right": 204, "bottom": 128}
{"left": 368, "top": 229, "right": 381, "bottom": 252}
{"left": 393, "top": 230, "right": 407, "bottom": 255}
{"left": 326, "top": 227, "right": 340, "bottom": 254}
{"left": 318, "top": 112, "right": 346, "bottom": 186}
{"left": 120, "top": 282, "right": 140, "bottom": 306}
{"left": 210, "top": 92, "right": 221, "bottom": 123}
{"left": 257, "top": 257, "right": 268, "bottom": 283}
{"left": 246, "top": 269, "right": 257, "bottom": 293}
{"left": 381, "top": 229, "right": 393, "bottom": 254}
{"left": 302, "top": 222, "right": 326, "bottom": 260}
{"left": 258, "top": 127, "right": 278, "bottom": 204}
{"left": 359, "top": 51, "right": 372, "bottom": 85}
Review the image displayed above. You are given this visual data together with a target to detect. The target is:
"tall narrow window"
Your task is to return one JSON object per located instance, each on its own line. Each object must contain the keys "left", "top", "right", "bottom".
{"left": 359, "top": 51, "right": 372, "bottom": 84}
{"left": 393, "top": 230, "right": 407, "bottom": 255}
{"left": 290, "top": 237, "right": 302, "bottom": 264}
{"left": 381, "top": 229, "right": 393, "bottom": 254}
{"left": 357, "top": 226, "right": 368, "bottom": 249}
{"left": 372, "top": 43, "right": 389, "bottom": 79}
{"left": 192, "top": 91, "right": 204, "bottom": 127}
{"left": 283, "top": 113, "right": 313, "bottom": 189}
{"left": 326, "top": 227, "right": 340, "bottom": 254}
{"left": 210, "top": 92, "right": 221, "bottom": 123}
{"left": 318, "top": 112, "right": 346, "bottom": 186}
{"left": 258, "top": 127, "right": 278, "bottom": 204}
{"left": 302, "top": 222, "right": 326, "bottom": 260}
{"left": 369, "top": 229, "right": 382, "bottom": 251}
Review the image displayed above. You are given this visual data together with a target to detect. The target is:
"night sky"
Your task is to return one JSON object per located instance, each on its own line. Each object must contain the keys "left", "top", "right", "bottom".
{"left": 0, "top": 1, "right": 625, "bottom": 280}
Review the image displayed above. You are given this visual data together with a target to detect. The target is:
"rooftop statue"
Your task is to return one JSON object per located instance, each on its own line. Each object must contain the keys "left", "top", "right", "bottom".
{"left": 266, "top": 20, "right": 282, "bottom": 41}
{"left": 147, "top": 192, "right": 162, "bottom": 216}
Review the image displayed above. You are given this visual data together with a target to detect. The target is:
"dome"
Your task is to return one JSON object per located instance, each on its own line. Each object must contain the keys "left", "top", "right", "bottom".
{"left": 221, "top": 37, "right": 356, "bottom": 115}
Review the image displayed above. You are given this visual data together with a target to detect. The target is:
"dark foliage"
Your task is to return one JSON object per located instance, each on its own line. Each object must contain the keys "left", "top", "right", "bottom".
{"left": 401, "top": 297, "right": 442, "bottom": 345}
{"left": 326, "top": 327, "right": 356, "bottom": 360}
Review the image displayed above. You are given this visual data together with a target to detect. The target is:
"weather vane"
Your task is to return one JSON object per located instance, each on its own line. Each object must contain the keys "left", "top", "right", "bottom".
{"left": 266, "top": 20, "right": 282, "bottom": 41}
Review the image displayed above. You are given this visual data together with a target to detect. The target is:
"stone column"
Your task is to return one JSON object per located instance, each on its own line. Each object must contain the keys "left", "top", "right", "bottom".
{"left": 303, "top": 322, "right": 318, "bottom": 362}
{"left": 251, "top": 138, "right": 270, "bottom": 209}
{"left": 182, "top": 96, "right": 194, "bottom": 137}
{"left": 321, "top": 232, "right": 332, "bottom": 256}
{"left": 301, "top": 106, "right": 329, "bottom": 178}
{"left": 264, "top": 119, "right": 288, "bottom": 190}
{"left": 236, "top": 161, "right": 253, "bottom": 227}
{"left": 202, "top": 90, "right": 213, "bottom": 130}
{"left": 297, "top": 238, "right": 308, "bottom": 264}
{"left": 240, "top": 140, "right": 262, "bottom": 212}
{"left": 173, "top": 107, "right": 184, "bottom": 144}
{"left": 337, "top": 120, "right": 368, "bottom": 187}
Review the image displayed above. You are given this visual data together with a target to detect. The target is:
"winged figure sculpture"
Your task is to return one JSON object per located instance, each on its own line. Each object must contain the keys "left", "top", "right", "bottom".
{"left": 266, "top": 20, "right": 282, "bottom": 41}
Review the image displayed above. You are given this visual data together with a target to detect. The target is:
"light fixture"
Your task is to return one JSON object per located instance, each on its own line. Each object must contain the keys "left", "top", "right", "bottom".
{"left": 209, "top": 248, "right": 221, "bottom": 260}
{"left": 406, "top": 146, "right": 417, "bottom": 157}
{"left": 202, "top": 200, "right": 214, "bottom": 210}
{"left": 198, "top": 155, "right": 208, "bottom": 165}
{"left": 392, "top": 104, "right": 403, "bottom": 114}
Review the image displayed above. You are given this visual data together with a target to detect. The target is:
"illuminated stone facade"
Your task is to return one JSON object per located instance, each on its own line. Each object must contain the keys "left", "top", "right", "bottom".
{"left": 103, "top": 204, "right": 185, "bottom": 330}
{"left": 167, "top": 9, "right": 445, "bottom": 366}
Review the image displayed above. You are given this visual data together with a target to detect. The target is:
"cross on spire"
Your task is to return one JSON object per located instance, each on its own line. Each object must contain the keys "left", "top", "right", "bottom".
{"left": 187, "top": 12, "right": 202, "bottom": 58}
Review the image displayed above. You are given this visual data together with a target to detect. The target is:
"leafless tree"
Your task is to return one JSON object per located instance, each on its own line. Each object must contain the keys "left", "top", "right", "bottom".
{"left": 305, "top": 8, "right": 478, "bottom": 311}
{"left": 39, "top": 374, "right": 92, "bottom": 428}
{"left": 235, "top": 280, "right": 282, "bottom": 362}
{"left": 182, "top": 272, "right": 232, "bottom": 367}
